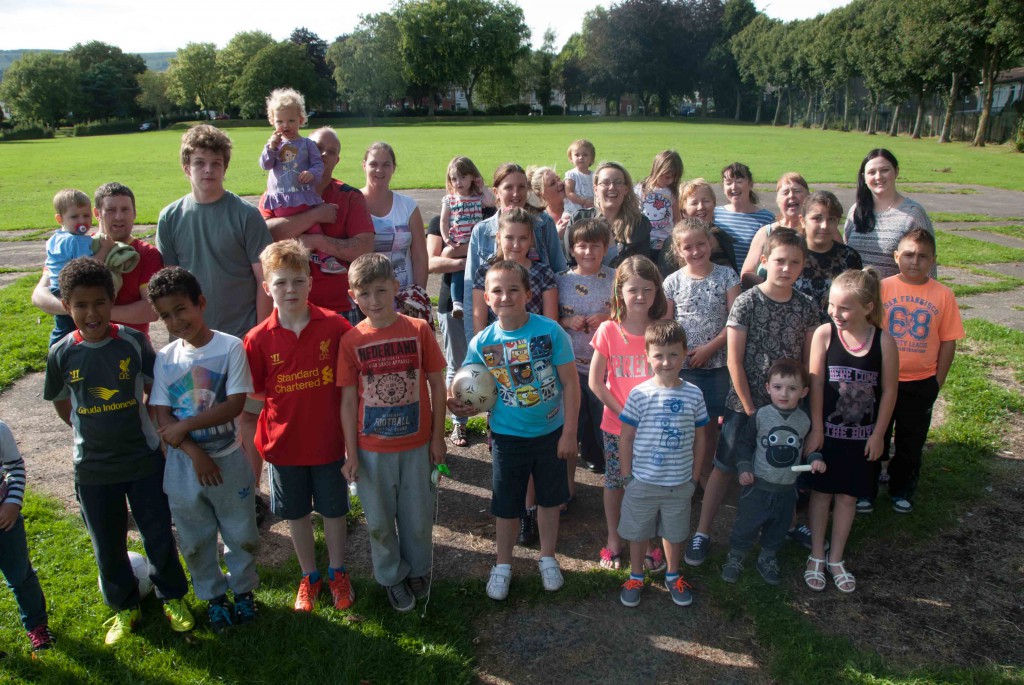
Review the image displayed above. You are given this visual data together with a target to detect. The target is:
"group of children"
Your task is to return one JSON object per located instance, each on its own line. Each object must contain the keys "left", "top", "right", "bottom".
{"left": 4, "top": 121, "right": 966, "bottom": 653}
{"left": 443, "top": 159, "right": 962, "bottom": 607}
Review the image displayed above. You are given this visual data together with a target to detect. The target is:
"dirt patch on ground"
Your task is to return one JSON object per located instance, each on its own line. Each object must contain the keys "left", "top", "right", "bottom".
{"left": 794, "top": 465, "right": 1024, "bottom": 669}
{"left": 474, "top": 592, "right": 768, "bottom": 684}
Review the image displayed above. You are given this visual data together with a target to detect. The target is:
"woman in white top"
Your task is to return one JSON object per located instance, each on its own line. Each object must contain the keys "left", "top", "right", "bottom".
{"left": 360, "top": 141, "right": 428, "bottom": 289}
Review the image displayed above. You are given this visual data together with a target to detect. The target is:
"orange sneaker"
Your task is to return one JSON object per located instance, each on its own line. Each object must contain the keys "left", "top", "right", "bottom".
{"left": 294, "top": 575, "right": 322, "bottom": 612}
{"left": 327, "top": 570, "right": 355, "bottom": 610}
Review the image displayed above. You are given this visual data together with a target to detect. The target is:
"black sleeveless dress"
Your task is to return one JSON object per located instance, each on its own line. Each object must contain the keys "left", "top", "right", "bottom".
{"left": 809, "top": 322, "right": 883, "bottom": 498}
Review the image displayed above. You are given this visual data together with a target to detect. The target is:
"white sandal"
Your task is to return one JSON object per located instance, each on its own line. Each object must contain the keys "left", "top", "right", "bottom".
{"left": 826, "top": 556, "right": 856, "bottom": 593}
{"left": 804, "top": 556, "right": 826, "bottom": 591}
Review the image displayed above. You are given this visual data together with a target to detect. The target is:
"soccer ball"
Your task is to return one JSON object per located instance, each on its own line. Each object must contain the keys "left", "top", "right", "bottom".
{"left": 98, "top": 551, "right": 154, "bottom": 598}
{"left": 451, "top": 363, "right": 498, "bottom": 412}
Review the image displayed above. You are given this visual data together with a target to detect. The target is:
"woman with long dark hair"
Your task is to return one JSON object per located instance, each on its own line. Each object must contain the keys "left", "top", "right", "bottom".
{"left": 843, "top": 149, "right": 934, "bottom": 279}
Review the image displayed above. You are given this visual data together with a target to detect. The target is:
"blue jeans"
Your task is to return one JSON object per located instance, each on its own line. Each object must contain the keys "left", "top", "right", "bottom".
{"left": 0, "top": 515, "right": 48, "bottom": 631}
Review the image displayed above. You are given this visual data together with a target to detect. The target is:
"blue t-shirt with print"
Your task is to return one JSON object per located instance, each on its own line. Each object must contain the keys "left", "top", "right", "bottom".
{"left": 464, "top": 313, "right": 574, "bottom": 437}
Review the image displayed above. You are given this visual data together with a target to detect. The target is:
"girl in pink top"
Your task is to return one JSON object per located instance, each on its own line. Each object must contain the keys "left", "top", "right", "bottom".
{"left": 589, "top": 255, "right": 667, "bottom": 572}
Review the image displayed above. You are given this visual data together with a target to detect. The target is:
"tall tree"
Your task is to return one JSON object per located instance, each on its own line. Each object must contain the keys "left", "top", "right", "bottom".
{"left": 394, "top": 0, "right": 464, "bottom": 116}
{"left": 454, "top": 0, "right": 530, "bottom": 115}
{"left": 522, "top": 28, "right": 558, "bottom": 110}
{"left": 0, "top": 52, "right": 79, "bottom": 127}
{"left": 137, "top": 70, "right": 174, "bottom": 129}
{"left": 731, "top": 14, "right": 778, "bottom": 124}
{"left": 553, "top": 33, "right": 589, "bottom": 113}
{"left": 67, "top": 41, "right": 146, "bottom": 121}
{"left": 609, "top": 0, "right": 694, "bottom": 115}
{"left": 970, "top": 0, "right": 1024, "bottom": 146}
{"left": 288, "top": 27, "right": 335, "bottom": 106}
{"left": 219, "top": 31, "right": 276, "bottom": 113}
{"left": 166, "top": 42, "right": 225, "bottom": 116}
{"left": 712, "top": 0, "right": 757, "bottom": 119}
{"left": 233, "top": 42, "right": 319, "bottom": 120}
{"left": 328, "top": 14, "right": 407, "bottom": 123}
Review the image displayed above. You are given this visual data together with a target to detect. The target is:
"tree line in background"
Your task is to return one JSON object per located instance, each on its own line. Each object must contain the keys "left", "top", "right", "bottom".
{"left": 1, "top": 0, "right": 1022, "bottom": 148}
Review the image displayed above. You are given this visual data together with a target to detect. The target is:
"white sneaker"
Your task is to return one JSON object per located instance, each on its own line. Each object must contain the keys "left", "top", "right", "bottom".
{"left": 538, "top": 557, "right": 563, "bottom": 592}
{"left": 486, "top": 565, "right": 512, "bottom": 600}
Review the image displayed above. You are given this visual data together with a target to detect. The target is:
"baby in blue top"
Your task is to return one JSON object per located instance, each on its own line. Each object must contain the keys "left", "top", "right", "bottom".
{"left": 45, "top": 188, "right": 114, "bottom": 345}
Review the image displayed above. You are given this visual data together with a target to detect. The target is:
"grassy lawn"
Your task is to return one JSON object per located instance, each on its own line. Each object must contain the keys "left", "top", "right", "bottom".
{"left": 0, "top": 274, "right": 52, "bottom": 391}
{"left": 1, "top": 119, "right": 1023, "bottom": 232}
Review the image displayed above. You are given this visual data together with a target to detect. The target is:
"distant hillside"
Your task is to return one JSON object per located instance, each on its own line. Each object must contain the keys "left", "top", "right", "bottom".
{"left": 0, "top": 49, "right": 175, "bottom": 77}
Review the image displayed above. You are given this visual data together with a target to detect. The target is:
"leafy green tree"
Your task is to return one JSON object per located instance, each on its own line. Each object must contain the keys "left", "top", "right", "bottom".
{"left": 328, "top": 14, "right": 406, "bottom": 122}
{"left": 288, "top": 27, "right": 335, "bottom": 107}
{"left": 969, "top": 0, "right": 1024, "bottom": 146}
{"left": 451, "top": 0, "right": 530, "bottom": 115}
{"left": 218, "top": 31, "right": 276, "bottom": 113}
{"left": 166, "top": 43, "right": 225, "bottom": 116}
{"left": 0, "top": 52, "right": 79, "bottom": 127}
{"left": 394, "top": 0, "right": 463, "bottom": 116}
{"left": 137, "top": 70, "right": 174, "bottom": 129}
{"left": 521, "top": 28, "right": 557, "bottom": 110}
{"left": 554, "top": 33, "right": 589, "bottom": 113}
{"left": 68, "top": 41, "right": 146, "bottom": 121}
{"left": 731, "top": 14, "right": 777, "bottom": 123}
{"left": 233, "top": 42, "right": 319, "bottom": 120}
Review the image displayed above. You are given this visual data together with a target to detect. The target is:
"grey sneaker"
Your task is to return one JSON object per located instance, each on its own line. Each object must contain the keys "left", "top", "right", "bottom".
{"left": 684, "top": 534, "right": 710, "bottom": 567}
{"left": 386, "top": 580, "right": 415, "bottom": 613}
{"left": 756, "top": 554, "right": 781, "bottom": 585}
{"left": 721, "top": 552, "right": 744, "bottom": 583}
{"left": 620, "top": 577, "right": 644, "bottom": 607}
{"left": 665, "top": 575, "right": 693, "bottom": 606}
{"left": 891, "top": 497, "right": 913, "bottom": 514}
{"left": 407, "top": 576, "right": 430, "bottom": 600}
{"left": 856, "top": 498, "right": 874, "bottom": 514}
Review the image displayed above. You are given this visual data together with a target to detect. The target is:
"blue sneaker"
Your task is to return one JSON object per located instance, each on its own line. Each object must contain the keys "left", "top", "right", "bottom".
{"left": 620, "top": 577, "right": 644, "bottom": 607}
{"left": 856, "top": 498, "right": 874, "bottom": 514}
{"left": 684, "top": 534, "right": 710, "bottom": 567}
{"left": 207, "top": 598, "right": 233, "bottom": 634}
{"left": 665, "top": 575, "right": 693, "bottom": 606}
{"left": 233, "top": 592, "right": 257, "bottom": 625}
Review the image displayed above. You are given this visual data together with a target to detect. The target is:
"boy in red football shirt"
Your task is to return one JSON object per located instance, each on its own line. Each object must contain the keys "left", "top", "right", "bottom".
{"left": 338, "top": 253, "right": 447, "bottom": 613}
{"left": 243, "top": 240, "right": 355, "bottom": 612}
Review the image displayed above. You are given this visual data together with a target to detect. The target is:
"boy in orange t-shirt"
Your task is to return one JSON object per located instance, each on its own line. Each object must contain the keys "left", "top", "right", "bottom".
{"left": 338, "top": 254, "right": 447, "bottom": 613}
{"left": 872, "top": 228, "right": 964, "bottom": 514}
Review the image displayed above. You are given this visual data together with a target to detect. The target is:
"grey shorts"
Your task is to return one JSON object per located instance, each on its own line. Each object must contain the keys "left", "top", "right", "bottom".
{"left": 267, "top": 460, "right": 349, "bottom": 520}
{"left": 617, "top": 478, "right": 696, "bottom": 544}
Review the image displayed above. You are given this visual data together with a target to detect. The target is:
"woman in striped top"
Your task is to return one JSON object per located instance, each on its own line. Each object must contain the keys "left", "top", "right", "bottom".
{"left": 843, "top": 148, "right": 934, "bottom": 280}
{"left": 713, "top": 162, "right": 775, "bottom": 274}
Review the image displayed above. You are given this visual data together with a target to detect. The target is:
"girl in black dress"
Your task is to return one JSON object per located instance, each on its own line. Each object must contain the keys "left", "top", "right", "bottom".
{"left": 803, "top": 268, "right": 898, "bottom": 593}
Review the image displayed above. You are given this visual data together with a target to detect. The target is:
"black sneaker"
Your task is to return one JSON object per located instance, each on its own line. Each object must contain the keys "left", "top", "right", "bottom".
{"left": 207, "top": 597, "right": 234, "bottom": 634}
{"left": 517, "top": 508, "right": 537, "bottom": 546}
{"left": 233, "top": 592, "right": 257, "bottom": 625}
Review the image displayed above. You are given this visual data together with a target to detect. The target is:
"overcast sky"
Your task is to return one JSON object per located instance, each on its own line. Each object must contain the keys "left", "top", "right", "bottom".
{"left": 2, "top": 0, "right": 851, "bottom": 54}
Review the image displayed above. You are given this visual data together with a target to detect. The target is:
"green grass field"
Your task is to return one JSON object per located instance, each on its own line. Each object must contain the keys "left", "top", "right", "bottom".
{"left": 1, "top": 119, "right": 1022, "bottom": 231}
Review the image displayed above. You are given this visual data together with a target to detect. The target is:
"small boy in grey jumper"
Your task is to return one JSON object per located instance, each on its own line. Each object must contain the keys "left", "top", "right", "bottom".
{"left": 722, "top": 359, "right": 824, "bottom": 585}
